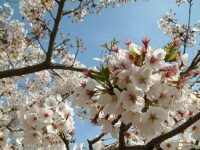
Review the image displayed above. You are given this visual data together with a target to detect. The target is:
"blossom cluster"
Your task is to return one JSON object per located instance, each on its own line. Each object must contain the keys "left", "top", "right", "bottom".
{"left": 158, "top": 11, "right": 199, "bottom": 47}
{"left": 73, "top": 39, "right": 200, "bottom": 149}
{"left": 0, "top": 4, "right": 26, "bottom": 67}
{"left": 0, "top": 3, "right": 46, "bottom": 70}
{"left": 71, "top": 0, "right": 134, "bottom": 22}
{"left": 18, "top": 94, "right": 75, "bottom": 149}
{"left": 73, "top": 9, "right": 88, "bottom": 22}
{"left": 20, "top": 0, "right": 55, "bottom": 39}
{"left": 0, "top": 61, "right": 85, "bottom": 149}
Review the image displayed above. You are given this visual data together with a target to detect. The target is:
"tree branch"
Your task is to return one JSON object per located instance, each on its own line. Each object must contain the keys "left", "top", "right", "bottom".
{"left": 145, "top": 111, "right": 200, "bottom": 149}
{"left": 111, "top": 111, "right": 200, "bottom": 150}
{"left": 183, "top": 0, "right": 193, "bottom": 54}
{"left": 63, "top": 5, "right": 81, "bottom": 16}
{"left": 119, "top": 122, "right": 126, "bottom": 149}
{"left": 45, "top": 0, "right": 66, "bottom": 63}
{"left": 0, "top": 63, "right": 47, "bottom": 79}
{"left": 181, "top": 50, "right": 200, "bottom": 76}
{"left": 87, "top": 115, "right": 122, "bottom": 150}
{"left": 190, "top": 76, "right": 200, "bottom": 89}
{"left": 59, "top": 133, "right": 70, "bottom": 150}
{"left": 87, "top": 133, "right": 107, "bottom": 150}
{"left": 112, "top": 115, "right": 122, "bottom": 125}
{"left": 0, "top": 62, "right": 99, "bottom": 79}
{"left": 0, "top": 118, "right": 17, "bottom": 132}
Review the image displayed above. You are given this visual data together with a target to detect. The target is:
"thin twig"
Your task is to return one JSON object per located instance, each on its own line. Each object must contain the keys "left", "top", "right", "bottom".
{"left": 48, "top": 69, "right": 63, "bottom": 79}
{"left": 44, "top": 5, "right": 56, "bottom": 21}
{"left": 183, "top": 0, "right": 193, "bottom": 54}
{"left": 87, "top": 133, "right": 107, "bottom": 150}
{"left": 71, "top": 46, "right": 80, "bottom": 66}
{"left": 190, "top": 76, "right": 200, "bottom": 89}
{"left": 63, "top": 5, "right": 81, "bottom": 16}
{"left": 181, "top": 50, "right": 200, "bottom": 76}
{"left": 87, "top": 115, "right": 122, "bottom": 150}
{"left": 37, "top": 39, "right": 47, "bottom": 54}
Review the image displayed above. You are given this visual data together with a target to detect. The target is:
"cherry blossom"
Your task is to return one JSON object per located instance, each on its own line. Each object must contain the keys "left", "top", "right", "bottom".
{"left": 0, "top": 0, "right": 199, "bottom": 149}
{"left": 119, "top": 84, "right": 144, "bottom": 112}
{"left": 139, "top": 107, "right": 168, "bottom": 138}
{"left": 145, "top": 48, "right": 166, "bottom": 71}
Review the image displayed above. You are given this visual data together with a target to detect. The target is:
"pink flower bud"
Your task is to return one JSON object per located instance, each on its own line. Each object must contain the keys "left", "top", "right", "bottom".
{"left": 142, "top": 37, "right": 150, "bottom": 48}
{"left": 125, "top": 39, "right": 132, "bottom": 45}
{"left": 173, "top": 38, "right": 181, "bottom": 46}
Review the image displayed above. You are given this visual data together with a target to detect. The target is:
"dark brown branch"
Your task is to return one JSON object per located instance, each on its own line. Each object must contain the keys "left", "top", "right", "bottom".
{"left": 0, "top": 118, "right": 16, "bottom": 131}
{"left": 190, "top": 76, "right": 200, "bottom": 88}
{"left": 45, "top": 0, "right": 66, "bottom": 63}
{"left": 145, "top": 111, "right": 200, "bottom": 149}
{"left": 112, "top": 115, "right": 121, "bottom": 125}
{"left": 1, "top": 107, "right": 16, "bottom": 114}
{"left": 0, "top": 62, "right": 99, "bottom": 79}
{"left": 112, "top": 111, "right": 200, "bottom": 150}
{"left": 0, "top": 63, "right": 47, "bottom": 79}
{"left": 87, "top": 115, "right": 122, "bottom": 150}
{"left": 59, "top": 133, "right": 70, "bottom": 150}
{"left": 119, "top": 122, "right": 126, "bottom": 149}
{"left": 181, "top": 50, "right": 200, "bottom": 76}
{"left": 55, "top": 0, "right": 59, "bottom": 4}
{"left": 87, "top": 133, "right": 107, "bottom": 150}
{"left": 6, "top": 118, "right": 16, "bottom": 128}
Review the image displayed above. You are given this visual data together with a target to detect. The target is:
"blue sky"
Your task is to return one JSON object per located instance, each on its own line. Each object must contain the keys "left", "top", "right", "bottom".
{"left": 64, "top": 0, "right": 200, "bottom": 67}
{"left": 1, "top": 0, "right": 200, "bottom": 148}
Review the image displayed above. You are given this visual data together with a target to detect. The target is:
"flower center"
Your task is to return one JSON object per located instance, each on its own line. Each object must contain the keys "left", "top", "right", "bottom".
{"left": 44, "top": 113, "right": 49, "bottom": 118}
{"left": 33, "top": 116, "right": 37, "bottom": 121}
{"left": 149, "top": 114, "right": 157, "bottom": 123}
{"left": 129, "top": 94, "right": 136, "bottom": 103}
{"left": 139, "top": 76, "right": 146, "bottom": 84}
{"left": 150, "top": 55, "right": 157, "bottom": 64}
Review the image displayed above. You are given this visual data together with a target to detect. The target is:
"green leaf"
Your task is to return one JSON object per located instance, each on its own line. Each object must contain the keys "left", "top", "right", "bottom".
{"left": 103, "top": 43, "right": 109, "bottom": 50}
{"left": 129, "top": 49, "right": 138, "bottom": 57}
{"left": 111, "top": 38, "right": 119, "bottom": 48}
{"left": 90, "top": 67, "right": 110, "bottom": 85}
{"left": 164, "top": 42, "right": 179, "bottom": 62}
{"left": 90, "top": 73, "right": 106, "bottom": 83}
{"left": 100, "top": 67, "right": 110, "bottom": 80}
{"left": 112, "top": 38, "right": 119, "bottom": 45}
{"left": 165, "top": 53, "right": 177, "bottom": 62}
